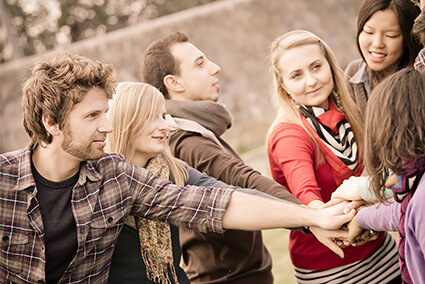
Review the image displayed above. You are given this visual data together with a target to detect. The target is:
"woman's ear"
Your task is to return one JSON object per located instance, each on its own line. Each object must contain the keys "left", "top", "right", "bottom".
{"left": 163, "top": 74, "right": 185, "bottom": 93}
{"left": 280, "top": 82, "right": 290, "bottom": 96}
{"left": 42, "top": 114, "right": 60, "bottom": 137}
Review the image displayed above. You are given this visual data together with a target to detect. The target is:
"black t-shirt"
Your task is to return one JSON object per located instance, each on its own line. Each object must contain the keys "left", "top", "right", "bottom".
{"left": 32, "top": 162, "right": 78, "bottom": 284}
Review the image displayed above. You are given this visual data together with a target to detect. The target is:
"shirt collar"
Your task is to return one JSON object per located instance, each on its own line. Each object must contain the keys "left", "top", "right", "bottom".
{"left": 14, "top": 148, "right": 36, "bottom": 191}
{"left": 14, "top": 148, "right": 103, "bottom": 191}
{"left": 348, "top": 61, "right": 372, "bottom": 97}
{"left": 83, "top": 160, "right": 103, "bottom": 183}
{"left": 348, "top": 61, "right": 369, "bottom": 84}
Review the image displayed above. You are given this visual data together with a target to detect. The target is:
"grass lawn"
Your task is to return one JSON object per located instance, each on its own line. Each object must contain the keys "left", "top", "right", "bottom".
{"left": 262, "top": 229, "right": 297, "bottom": 284}
{"left": 241, "top": 146, "right": 297, "bottom": 283}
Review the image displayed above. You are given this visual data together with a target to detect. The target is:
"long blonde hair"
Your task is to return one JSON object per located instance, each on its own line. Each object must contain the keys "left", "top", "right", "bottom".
{"left": 107, "top": 82, "right": 187, "bottom": 185}
{"left": 268, "top": 30, "right": 364, "bottom": 163}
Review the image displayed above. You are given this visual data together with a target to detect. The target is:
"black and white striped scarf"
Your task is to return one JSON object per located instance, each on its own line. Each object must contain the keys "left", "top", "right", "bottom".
{"left": 299, "top": 104, "right": 358, "bottom": 170}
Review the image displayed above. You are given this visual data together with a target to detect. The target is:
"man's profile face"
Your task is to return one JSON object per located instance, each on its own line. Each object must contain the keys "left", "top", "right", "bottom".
{"left": 61, "top": 87, "right": 112, "bottom": 161}
{"left": 170, "top": 42, "right": 221, "bottom": 102}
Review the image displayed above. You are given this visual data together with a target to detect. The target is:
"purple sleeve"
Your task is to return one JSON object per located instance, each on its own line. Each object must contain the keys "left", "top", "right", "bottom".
{"left": 405, "top": 179, "right": 425, "bottom": 283}
{"left": 356, "top": 199, "right": 400, "bottom": 232}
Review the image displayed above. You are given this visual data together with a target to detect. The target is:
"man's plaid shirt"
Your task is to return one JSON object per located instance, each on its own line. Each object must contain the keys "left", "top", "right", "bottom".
{"left": 415, "top": 47, "right": 425, "bottom": 71}
{"left": 0, "top": 148, "right": 233, "bottom": 283}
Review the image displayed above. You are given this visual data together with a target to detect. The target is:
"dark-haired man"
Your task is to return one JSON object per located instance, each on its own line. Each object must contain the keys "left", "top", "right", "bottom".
{"left": 141, "top": 32, "right": 344, "bottom": 284}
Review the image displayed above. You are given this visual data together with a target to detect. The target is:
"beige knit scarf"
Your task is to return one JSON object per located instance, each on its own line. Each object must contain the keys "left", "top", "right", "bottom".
{"left": 135, "top": 155, "right": 179, "bottom": 284}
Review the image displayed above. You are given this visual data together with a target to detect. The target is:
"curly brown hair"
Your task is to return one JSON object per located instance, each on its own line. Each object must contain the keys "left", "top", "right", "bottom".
{"left": 364, "top": 68, "right": 425, "bottom": 201}
{"left": 22, "top": 51, "right": 117, "bottom": 150}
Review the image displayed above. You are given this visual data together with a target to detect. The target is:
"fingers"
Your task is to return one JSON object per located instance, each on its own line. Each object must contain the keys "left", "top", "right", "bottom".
{"left": 322, "top": 198, "right": 344, "bottom": 208}
{"left": 318, "top": 202, "right": 355, "bottom": 230}
{"left": 352, "top": 229, "right": 379, "bottom": 246}
{"left": 310, "top": 226, "right": 347, "bottom": 258}
{"left": 342, "top": 208, "right": 356, "bottom": 220}
{"left": 335, "top": 239, "right": 348, "bottom": 248}
{"left": 346, "top": 200, "right": 368, "bottom": 211}
{"left": 327, "top": 199, "right": 367, "bottom": 212}
{"left": 328, "top": 229, "right": 350, "bottom": 240}
{"left": 323, "top": 239, "right": 345, "bottom": 258}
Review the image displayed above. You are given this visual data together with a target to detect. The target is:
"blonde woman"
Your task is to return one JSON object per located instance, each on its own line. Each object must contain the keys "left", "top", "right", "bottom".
{"left": 106, "top": 82, "right": 238, "bottom": 283}
{"left": 267, "top": 30, "right": 400, "bottom": 283}
{"left": 106, "top": 82, "right": 361, "bottom": 283}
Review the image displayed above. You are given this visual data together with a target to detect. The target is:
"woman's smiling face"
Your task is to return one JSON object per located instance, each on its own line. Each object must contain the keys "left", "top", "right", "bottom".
{"left": 358, "top": 9, "right": 404, "bottom": 74}
{"left": 279, "top": 43, "right": 334, "bottom": 109}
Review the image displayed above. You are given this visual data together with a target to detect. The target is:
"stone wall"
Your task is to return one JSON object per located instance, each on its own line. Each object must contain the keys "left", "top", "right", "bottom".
{"left": 0, "top": 0, "right": 363, "bottom": 153}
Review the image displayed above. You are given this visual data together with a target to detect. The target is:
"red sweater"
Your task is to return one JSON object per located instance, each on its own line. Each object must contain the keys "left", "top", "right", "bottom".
{"left": 268, "top": 122, "right": 384, "bottom": 270}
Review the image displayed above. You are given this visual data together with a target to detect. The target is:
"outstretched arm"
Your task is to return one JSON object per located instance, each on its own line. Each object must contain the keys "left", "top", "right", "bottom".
{"left": 223, "top": 191, "right": 355, "bottom": 231}
{"left": 170, "top": 131, "right": 301, "bottom": 203}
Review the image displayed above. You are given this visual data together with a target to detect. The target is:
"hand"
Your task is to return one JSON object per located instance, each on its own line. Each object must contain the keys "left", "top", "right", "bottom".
{"left": 315, "top": 202, "right": 355, "bottom": 230}
{"left": 352, "top": 229, "right": 379, "bottom": 246}
{"left": 332, "top": 176, "right": 367, "bottom": 201}
{"left": 334, "top": 224, "right": 351, "bottom": 248}
{"left": 346, "top": 217, "right": 379, "bottom": 246}
{"left": 346, "top": 216, "right": 365, "bottom": 244}
{"left": 323, "top": 199, "right": 367, "bottom": 211}
{"left": 310, "top": 226, "right": 349, "bottom": 258}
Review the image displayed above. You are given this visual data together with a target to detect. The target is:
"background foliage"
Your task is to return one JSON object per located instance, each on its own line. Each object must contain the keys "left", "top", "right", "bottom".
{"left": 0, "top": 0, "right": 216, "bottom": 63}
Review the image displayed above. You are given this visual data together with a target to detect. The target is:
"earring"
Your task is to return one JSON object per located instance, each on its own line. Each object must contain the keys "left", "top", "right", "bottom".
{"left": 332, "top": 90, "right": 343, "bottom": 111}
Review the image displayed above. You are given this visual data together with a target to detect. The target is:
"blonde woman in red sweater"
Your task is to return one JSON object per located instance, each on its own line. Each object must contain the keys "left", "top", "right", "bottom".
{"left": 267, "top": 30, "right": 400, "bottom": 283}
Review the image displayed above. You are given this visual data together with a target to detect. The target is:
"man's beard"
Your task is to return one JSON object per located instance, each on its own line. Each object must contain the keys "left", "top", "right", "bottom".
{"left": 61, "top": 124, "right": 104, "bottom": 161}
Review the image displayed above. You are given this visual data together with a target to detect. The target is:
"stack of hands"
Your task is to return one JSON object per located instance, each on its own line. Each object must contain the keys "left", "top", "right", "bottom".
{"left": 310, "top": 176, "right": 379, "bottom": 258}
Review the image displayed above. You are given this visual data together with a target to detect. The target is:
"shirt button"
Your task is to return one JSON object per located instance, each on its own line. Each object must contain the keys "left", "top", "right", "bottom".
{"left": 2, "top": 236, "right": 9, "bottom": 242}
{"left": 107, "top": 217, "right": 114, "bottom": 223}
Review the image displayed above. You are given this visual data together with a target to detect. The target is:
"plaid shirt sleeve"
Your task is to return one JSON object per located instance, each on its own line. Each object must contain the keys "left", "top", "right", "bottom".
{"left": 118, "top": 158, "right": 233, "bottom": 233}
